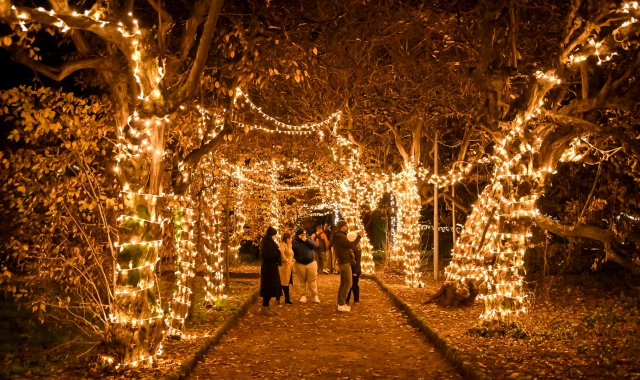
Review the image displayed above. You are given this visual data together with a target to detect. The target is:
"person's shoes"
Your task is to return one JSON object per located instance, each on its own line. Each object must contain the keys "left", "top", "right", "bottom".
{"left": 275, "top": 299, "right": 281, "bottom": 305}
{"left": 285, "top": 299, "right": 293, "bottom": 304}
{"left": 299, "top": 296, "right": 307, "bottom": 303}
{"left": 323, "top": 269, "right": 330, "bottom": 274}
{"left": 312, "top": 296, "right": 320, "bottom": 303}
{"left": 346, "top": 305, "right": 351, "bottom": 310}
{"left": 337, "top": 304, "right": 350, "bottom": 312}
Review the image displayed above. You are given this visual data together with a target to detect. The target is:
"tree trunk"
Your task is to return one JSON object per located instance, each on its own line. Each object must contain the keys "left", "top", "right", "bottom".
{"left": 392, "top": 164, "right": 422, "bottom": 286}
{"left": 338, "top": 181, "right": 376, "bottom": 274}
{"left": 109, "top": 117, "right": 167, "bottom": 366}
{"left": 167, "top": 195, "right": 196, "bottom": 338}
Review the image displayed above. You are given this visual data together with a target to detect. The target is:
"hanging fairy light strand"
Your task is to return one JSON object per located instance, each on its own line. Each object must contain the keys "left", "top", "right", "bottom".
{"left": 234, "top": 88, "right": 341, "bottom": 131}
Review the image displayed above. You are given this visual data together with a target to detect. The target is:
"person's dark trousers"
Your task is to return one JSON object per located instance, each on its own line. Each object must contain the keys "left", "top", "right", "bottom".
{"left": 346, "top": 275, "right": 360, "bottom": 303}
{"left": 262, "top": 296, "right": 271, "bottom": 307}
{"left": 282, "top": 286, "right": 292, "bottom": 304}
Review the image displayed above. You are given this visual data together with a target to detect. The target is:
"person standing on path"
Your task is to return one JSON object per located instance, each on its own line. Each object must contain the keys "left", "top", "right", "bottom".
{"left": 331, "top": 220, "right": 364, "bottom": 312}
{"left": 323, "top": 223, "right": 332, "bottom": 241}
{"left": 259, "top": 226, "right": 282, "bottom": 316}
{"left": 277, "top": 232, "right": 295, "bottom": 305}
{"left": 292, "top": 228, "right": 320, "bottom": 303}
{"left": 346, "top": 231, "right": 362, "bottom": 304}
{"left": 312, "top": 224, "right": 331, "bottom": 274}
{"left": 325, "top": 223, "right": 337, "bottom": 273}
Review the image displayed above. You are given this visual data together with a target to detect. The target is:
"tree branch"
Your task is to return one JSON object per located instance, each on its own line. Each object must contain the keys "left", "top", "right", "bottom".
{"left": 4, "top": 7, "right": 133, "bottom": 55}
{"left": 544, "top": 111, "right": 606, "bottom": 133}
{"left": 385, "top": 121, "right": 410, "bottom": 162}
{"left": 557, "top": 96, "right": 633, "bottom": 115}
{"left": 173, "top": 0, "right": 224, "bottom": 107}
{"left": 168, "top": 0, "right": 209, "bottom": 73}
{"left": 604, "top": 243, "right": 640, "bottom": 276}
{"left": 533, "top": 214, "right": 640, "bottom": 245}
{"left": 146, "top": 0, "right": 173, "bottom": 23}
{"left": 147, "top": 0, "right": 174, "bottom": 54}
{"left": 6, "top": 48, "right": 117, "bottom": 81}
{"left": 443, "top": 192, "right": 471, "bottom": 214}
{"left": 182, "top": 119, "right": 234, "bottom": 168}
{"left": 420, "top": 190, "right": 471, "bottom": 214}
{"left": 577, "top": 162, "right": 601, "bottom": 223}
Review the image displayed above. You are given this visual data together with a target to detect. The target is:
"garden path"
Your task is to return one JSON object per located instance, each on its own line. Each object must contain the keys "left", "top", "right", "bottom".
{"left": 189, "top": 274, "right": 461, "bottom": 379}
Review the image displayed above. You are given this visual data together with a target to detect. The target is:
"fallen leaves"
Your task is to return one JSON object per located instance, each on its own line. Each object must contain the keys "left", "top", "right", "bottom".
{"left": 378, "top": 270, "right": 640, "bottom": 379}
{"left": 190, "top": 274, "right": 460, "bottom": 379}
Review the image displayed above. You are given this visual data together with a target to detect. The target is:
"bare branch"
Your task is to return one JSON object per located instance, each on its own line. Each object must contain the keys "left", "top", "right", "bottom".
{"left": 3, "top": 7, "right": 133, "bottom": 55}
{"left": 420, "top": 190, "right": 471, "bottom": 214}
{"left": 146, "top": 0, "right": 173, "bottom": 23}
{"left": 173, "top": 0, "right": 224, "bottom": 106}
{"left": 577, "top": 162, "right": 601, "bottom": 223}
{"left": 147, "top": 0, "right": 174, "bottom": 53}
{"left": 385, "top": 121, "right": 410, "bottom": 162}
{"left": 164, "top": 0, "right": 209, "bottom": 81}
{"left": 5, "top": 49, "right": 118, "bottom": 81}
{"left": 604, "top": 243, "right": 640, "bottom": 276}
{"left": 182, "top": 119, "right": 234, "bottom": 168}
{"left": 533, "top": 214, "right": 640, "bottom": 246}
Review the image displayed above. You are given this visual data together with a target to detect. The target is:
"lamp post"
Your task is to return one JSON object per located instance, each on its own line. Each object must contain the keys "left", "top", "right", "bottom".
{"left": 433, "top": 130, "right": 439, "bottom": 281}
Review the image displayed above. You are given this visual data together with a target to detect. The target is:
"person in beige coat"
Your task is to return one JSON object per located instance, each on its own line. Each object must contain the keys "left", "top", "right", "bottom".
{"left": 277, "top": 232, "right": 295, "bottom": 304}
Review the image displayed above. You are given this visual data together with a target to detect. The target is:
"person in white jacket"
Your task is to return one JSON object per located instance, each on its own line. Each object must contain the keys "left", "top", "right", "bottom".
{"left": 277, "top": 232, "right": 295, "bottom": 304}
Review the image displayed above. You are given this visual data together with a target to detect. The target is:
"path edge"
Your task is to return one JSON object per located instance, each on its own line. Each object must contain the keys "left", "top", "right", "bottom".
{"left": 363, "top": 274, "right": 489, "bottom": 380}
{"left": 162, "top": 288, "right": 260, "bottom": 380}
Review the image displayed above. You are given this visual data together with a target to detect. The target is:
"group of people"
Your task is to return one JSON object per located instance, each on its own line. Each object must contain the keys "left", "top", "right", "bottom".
{"left": 259, "top": 220, "right": 365, "bottom": 315}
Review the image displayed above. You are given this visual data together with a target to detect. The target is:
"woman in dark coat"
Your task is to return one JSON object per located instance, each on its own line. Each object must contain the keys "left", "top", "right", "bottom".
{"left": 260, "top": 226, "right": 282, "bottom": 316}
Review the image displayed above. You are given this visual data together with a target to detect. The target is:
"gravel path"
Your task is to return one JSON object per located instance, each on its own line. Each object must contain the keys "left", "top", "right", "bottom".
{"left": 190, "top": 274, "right": 461, "bottom": 379}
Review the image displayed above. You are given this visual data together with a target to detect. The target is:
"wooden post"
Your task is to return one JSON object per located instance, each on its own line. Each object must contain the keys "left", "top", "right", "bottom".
{"left": 188, "top": 193, "right": 201, "bottom": 320}
{"left": 452, "top": 185, "right": 456, "bottom": 249}
{"left": 224, "top": 174, "right": 231, "bottom": 289}
{"left": 434, "top": 131, "right": 439, "bottom": 281}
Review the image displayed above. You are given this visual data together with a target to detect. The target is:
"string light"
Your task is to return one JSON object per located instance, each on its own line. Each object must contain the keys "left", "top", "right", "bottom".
{"left": 234, "top": 88, "right": 341, "bottom": 131}
{"left": 388, "top": 165, "right": 423, "bottom": 287}
{"left": 166, "top": 197, "right": 196, "bottom": 338}
{"left": 193, "top": 162, "right": 228, "bottom": 305}
{"left": 232, "top": 121, "right": 322, "bottom": 135}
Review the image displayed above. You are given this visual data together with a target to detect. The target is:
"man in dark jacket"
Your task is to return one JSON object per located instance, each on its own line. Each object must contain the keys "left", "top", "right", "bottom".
{"left": 292, "top": 228, "right": 320, "bottom": 303}
{"left": 330, "top": 220, "right": 365, "bottom": 312}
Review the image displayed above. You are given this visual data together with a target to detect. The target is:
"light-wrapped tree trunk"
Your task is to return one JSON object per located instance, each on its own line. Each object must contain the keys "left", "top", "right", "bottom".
{"left": 109, "top": 117, "right": 167, "bottom": 366}
{"left": 337, "top": 181, "right": 375, "bottom": 274}
{"left": 391, "top": 165, "right": 423, "bottom": 286}
{"left": 167, "top": 195, "right": 196, "bottom": 338}
{"left": 427, "top": 72, "right": 564, "bottom": 332}
{"left": 201, "top": 184, "right": 226, "bottom": 304}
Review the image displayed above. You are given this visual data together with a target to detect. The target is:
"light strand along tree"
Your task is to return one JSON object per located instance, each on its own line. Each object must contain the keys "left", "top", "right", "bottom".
{"left": 0, "top": 0, "right": 232, "bottom": 366}
{"left": 428, "top": 0, "right": 640, "bottom": 333}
